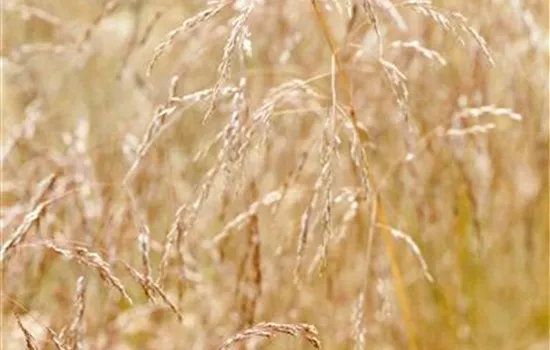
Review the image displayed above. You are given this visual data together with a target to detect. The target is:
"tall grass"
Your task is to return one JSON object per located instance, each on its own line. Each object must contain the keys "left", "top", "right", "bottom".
{"left": 1, "top": 0, "right": 548, "bottom": 349}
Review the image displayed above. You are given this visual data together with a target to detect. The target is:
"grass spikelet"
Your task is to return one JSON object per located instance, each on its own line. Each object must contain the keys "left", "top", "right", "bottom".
{"left": 306, "top": 143, "right": 334, "bottom": 278}
{"left": 390, "top": 40, "right": 447, "bottom": 66}
{"left": 122, "top": 262, "right": 183, "bottom": 322}
{"left": 376, "top": 224, "right": 434, "bottom": 283}
{"left": 294, "top": 172, "right": 324, "bottom": 285}
{"left": 125, "top": 187, "right": 153, "bottom": 279}
{"left": 216, "top": 322, "right": 322, "bottom": 350}
{"left": 379, "top": 57, "right": 412, "bottom": 135}
{"left": 454, "top": 105, "right": 523, "bottom": 121}
{"left": 15, "top": 314, "right": 40, "bottom": 350}
{"left": 146, "top": 0, "right": 232, "bottom": 76}
{"left": 60, "top": 276, "right": 87, "bottom": 350}
{"left": 217, "top": 79, "right": 248, "bottom": 186}
{"left": 246, "top": 210, "right": 262, "bottom": 324}
{"left": 157, "top": 203, "right": 189, "bottom": 285}
{"left": 0, "top": 173, "right": 57, "bottom": 264}
{"left": 45, "top": 326, "right": 67, "bottom": 350}
{"left": 316, "top": 54, "right": 338, "bottom": 276}
{"left": 1, "top": 98, "right": 44, "bottom": 163}
{"left": 202, "top": 1, "right": 255, "bottom": 124}
{"left": 400, "top": 0, "right": 495, "bottom": 65}
{"left": 352, "top": 292, "right": 366, "bottom": 350}
{"left": 123, "top": 79, "right": 239, "bottom": 185}
{"left": 42, "top": 243, "right": 133, "bottom": 305}
{"left": 123, "top": 75, "right": 180, "bottom": 185}
{"left": 446, "top": 123, "right": 496, "bottom": 136}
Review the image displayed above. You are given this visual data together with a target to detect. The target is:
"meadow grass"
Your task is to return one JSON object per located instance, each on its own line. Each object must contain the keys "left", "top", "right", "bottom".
{"left": 1, "top": 0, "right": 549, "bottom": 349}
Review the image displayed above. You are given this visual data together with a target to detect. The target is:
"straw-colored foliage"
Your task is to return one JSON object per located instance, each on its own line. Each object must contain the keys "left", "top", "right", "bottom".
{"left": 2, "top": 0, "right": 548, "bottom": 349}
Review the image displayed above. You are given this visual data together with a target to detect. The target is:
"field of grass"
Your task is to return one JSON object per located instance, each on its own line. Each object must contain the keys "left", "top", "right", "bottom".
{"left": 1, "top": 1, "right": 548, "bottom": 349}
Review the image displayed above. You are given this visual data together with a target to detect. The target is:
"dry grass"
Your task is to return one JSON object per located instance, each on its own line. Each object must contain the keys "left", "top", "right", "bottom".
{"left": 1, "top": 0, "right": 548, "bottom": 349}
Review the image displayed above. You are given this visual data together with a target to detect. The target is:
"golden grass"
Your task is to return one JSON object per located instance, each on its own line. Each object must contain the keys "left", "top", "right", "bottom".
{"left": 1, "top": 0, "right": 548, "bottom": 349}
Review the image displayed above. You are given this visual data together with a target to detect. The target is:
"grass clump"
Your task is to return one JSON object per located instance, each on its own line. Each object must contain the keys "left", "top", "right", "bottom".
{"left": 1, "top": 0, "right": 548, "bottom": 349}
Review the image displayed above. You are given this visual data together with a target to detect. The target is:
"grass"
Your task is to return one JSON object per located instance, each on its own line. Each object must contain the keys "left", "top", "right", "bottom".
{"left": 1, "top": 0, "right": 548, "bottom": 349}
